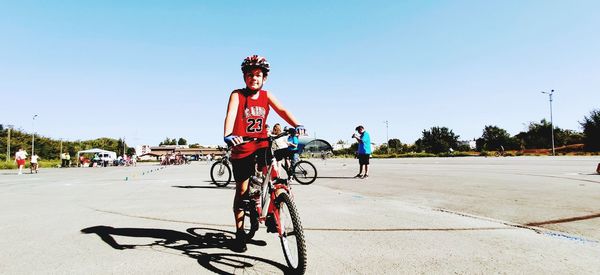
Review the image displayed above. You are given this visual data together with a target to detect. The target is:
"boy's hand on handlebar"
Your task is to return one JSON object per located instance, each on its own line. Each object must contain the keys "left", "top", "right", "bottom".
{"left": 224, "top": 135, "right": 244, "bottom": 147}
{"left": 295, "top": 125, "right": 306, "bottom": 136}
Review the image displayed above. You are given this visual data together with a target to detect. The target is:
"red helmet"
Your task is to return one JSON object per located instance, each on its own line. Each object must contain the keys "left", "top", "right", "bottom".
{"left": 241, "top": 55, "right": 270, "bottom": 75}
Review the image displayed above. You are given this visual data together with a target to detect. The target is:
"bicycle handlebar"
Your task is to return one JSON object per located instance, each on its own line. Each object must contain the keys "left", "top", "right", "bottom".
{"left": 226, "top": 131, "right": 291, "bottom": 148}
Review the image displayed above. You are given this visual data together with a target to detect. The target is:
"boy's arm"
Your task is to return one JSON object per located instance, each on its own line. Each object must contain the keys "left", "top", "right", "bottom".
{"left": 267, "top": 92, "right": 301, "bottom": 128}
{"left": 223, "top": 92, "right": 239, "bottom": 137}
{"left": 223, "top": 91, "right": 245, "bottom": 145}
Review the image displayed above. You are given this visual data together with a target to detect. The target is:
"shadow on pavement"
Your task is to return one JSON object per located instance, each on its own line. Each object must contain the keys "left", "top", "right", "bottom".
{"left": 81, "top": 226, "right": 289, "bottom": 274}
{"left": 172, "top": 185, "right": 235, "bottom": 190}
{"left": 316, "top": 176, "right": 359, "bottom": 179}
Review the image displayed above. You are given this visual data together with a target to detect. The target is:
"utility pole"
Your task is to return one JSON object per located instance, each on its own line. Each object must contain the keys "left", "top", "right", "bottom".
{"left": 541, "top": 90, "right": 555, "bottom": 156}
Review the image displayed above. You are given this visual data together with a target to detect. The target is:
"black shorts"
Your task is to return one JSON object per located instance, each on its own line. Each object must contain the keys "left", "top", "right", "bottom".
{"left": 358, "top": 154, "right": 370, "bottom": 165}
{"left": 274, "top": 149, "right": 288, "bottom": 161}
{"left": 231, "top": 147, "right": 272, "bottom": 182}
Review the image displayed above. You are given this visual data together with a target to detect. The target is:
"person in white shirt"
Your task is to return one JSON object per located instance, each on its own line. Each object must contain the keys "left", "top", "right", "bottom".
{"left": 271, "top": 124, "right": 290, "bottom": 176}
{"left": 15, "top": 148, "right": 28, "bottom": 175}
{"left": 30, "top": 154, "right": 41, "bottom": 173}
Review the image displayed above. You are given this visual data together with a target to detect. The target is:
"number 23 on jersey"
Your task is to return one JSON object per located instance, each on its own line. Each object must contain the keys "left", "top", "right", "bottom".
{"left": 246, "top": 118, "right": 263, "bottom": 133}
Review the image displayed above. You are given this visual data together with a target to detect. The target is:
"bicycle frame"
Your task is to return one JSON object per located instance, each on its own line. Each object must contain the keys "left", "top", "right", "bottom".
{"left": 241, "top": 132, "right": 293, "bottom": 236}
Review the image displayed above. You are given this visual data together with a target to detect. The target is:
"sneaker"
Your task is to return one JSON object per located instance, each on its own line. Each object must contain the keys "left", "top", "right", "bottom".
{"left": 362, "top": 175, "right": 369, "bottom": 179}
{"left": 231, "top": 231, "right": 247, "bottom": 253}
{"left": 354, "top": 174, "right": 363, "bottom": 178}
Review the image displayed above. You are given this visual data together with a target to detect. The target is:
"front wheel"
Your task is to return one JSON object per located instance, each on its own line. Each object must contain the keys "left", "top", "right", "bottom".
{"left": 276, "top": 192, "right": 307, "bottom": 274}
{"left": 210, "top": 161, "right": 231, "bottom": 187}
{"left": 292, "top": 161, "right": 317, "bottom": 185}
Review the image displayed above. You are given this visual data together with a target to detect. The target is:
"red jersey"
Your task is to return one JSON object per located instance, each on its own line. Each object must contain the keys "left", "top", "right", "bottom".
{"left": 230, "top": 89, "right": 270, "bottom": 159}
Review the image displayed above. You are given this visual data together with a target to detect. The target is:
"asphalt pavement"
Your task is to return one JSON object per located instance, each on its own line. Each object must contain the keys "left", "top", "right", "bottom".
{"left": 1, "top": 157, "right": 599, "bottom": 274}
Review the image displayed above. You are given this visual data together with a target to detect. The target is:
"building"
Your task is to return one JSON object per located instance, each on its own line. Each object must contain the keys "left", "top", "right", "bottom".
{"left": 139, "top": 145, "right": 226, "bottom": 160}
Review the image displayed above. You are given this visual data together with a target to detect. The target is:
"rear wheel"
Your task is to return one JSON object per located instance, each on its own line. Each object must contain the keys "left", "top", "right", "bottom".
{"left": 292, "top": 161, "right": 317, "bottom": 185}
{"left": 276, "top": 192, "right": 307, "bottom": 274}
{"left": 210, "top": 161, "right": 231, "bottom": 187}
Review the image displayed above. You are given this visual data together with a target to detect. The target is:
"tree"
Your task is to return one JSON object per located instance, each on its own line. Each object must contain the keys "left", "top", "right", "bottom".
{"left": 558, "top": 130, "right": 583, "bottom": 146}
{"left": 580, "top": 109, "right": 600, "bottom": 151}
{"left": 515, "top": 119, "right": 572, "bottom": 149}
{"left": 374, "top": 144, "right": 388, "bottom": 155}
{"left": 476, "top": 125, "right": 518, "bottom": 151}
{"left": 159, "top": 137, "right": 176, "bottom": 146}
{"left": 388, "top": 138, "right": 402, "bottom": 152}
{"left": 415, "top": 127, "right": 459, "bottom": 154}
{"left": 177, "top": 138, "right": 187, "bottom": 146}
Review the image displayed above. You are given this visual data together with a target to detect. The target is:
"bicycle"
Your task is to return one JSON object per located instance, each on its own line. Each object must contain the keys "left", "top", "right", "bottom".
{"left": 280, "top": 155, "right": 317, "bottom": 185}
{"left": 233, "top": 132, "right": 308, "bottom": 274}
{"left": 30, "top": 163, "right": 39, "bottom": 174}
{"left": 210, "top": 148, "right": 232, "bottom": 187}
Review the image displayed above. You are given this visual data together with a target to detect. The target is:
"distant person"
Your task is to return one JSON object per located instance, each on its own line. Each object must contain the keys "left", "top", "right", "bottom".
{"left": 15, "top": 148, "right": 28, "bottom": 175}
{"left": 79, "top": 154, "right": 85, "bottom": 167}
{"left": 352, "top": 125, "right": 372, "bottom": 179}
{"left": 65, "top": 151, "right": 71, "bottom": 167}
{"left": 30, "top": 154, "right": 40, "bottom": 173}
{"left": 271, "top": 123, "right": 289, "bottom": 173}
{"left": 286, "top": 128, "right": 299, "bottom": 167}
{"left": 60, "top": 152, "right": 66, "bottom": 167}
{"left": 102, "top": 154, "right": 109, "bottom": 167}
{"left": 92, "top": 153, "right": 101, "bottom": 167}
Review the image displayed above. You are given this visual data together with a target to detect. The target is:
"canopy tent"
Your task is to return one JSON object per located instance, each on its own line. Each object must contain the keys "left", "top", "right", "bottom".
{"left": 77, "top": 148, "right": 117, "bottom": 163}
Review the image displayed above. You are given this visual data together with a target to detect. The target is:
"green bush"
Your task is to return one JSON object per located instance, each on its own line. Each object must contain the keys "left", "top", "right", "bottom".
{"left": 0, "top": 159, "right": 61, "bottom": 170}
{"left": 39, "top": 159, "right": 62, "bottom": 168}
{"left": 439, "top": 151, "right": 474, "bottom": 157}
{"left": 397, "top": 152, "right": 436, "bottom": 158}
{"left": 0, "top": 162, "right": 16, "bottom": 169}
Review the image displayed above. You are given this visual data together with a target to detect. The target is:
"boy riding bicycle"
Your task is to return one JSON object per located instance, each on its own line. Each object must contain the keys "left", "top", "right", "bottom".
{"left": 223, "top": 55, "right": 305, "bottom": 252}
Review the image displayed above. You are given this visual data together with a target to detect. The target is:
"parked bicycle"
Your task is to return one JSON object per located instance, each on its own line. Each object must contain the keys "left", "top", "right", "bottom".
{"left": 210, "top": 148, "right": 232, "bottom": 187}
{"left": 235, "top": 132, "right": 307, "bottom": 274}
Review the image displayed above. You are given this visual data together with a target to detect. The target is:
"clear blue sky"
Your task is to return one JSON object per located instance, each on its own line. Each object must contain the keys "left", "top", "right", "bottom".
{"left": 2, "top": 0, "right": 599, "bottom": 147}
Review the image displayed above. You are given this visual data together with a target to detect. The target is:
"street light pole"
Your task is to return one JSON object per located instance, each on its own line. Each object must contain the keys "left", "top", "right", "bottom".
{"left": 383, "top": 120, "right": 389, "bottom": 153}
{"left": 541, "top": 90, "right": 555, "bottom": 156}
{"left": 32, "top": 115, "right": 38, "bottom": 157}
{"left": 6, "top": 124, "right": 14, "bottom": 162}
